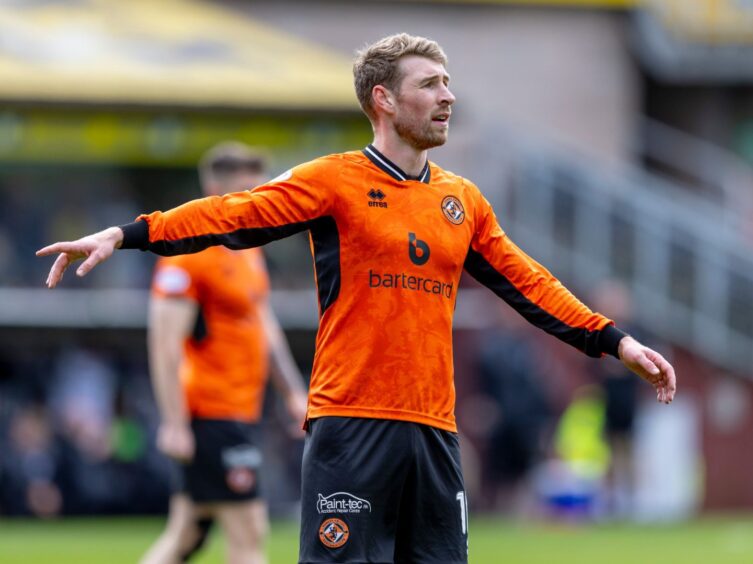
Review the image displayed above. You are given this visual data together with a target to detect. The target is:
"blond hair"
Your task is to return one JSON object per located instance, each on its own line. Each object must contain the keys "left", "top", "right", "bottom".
{"left": 353, "top": 33, "right": 448, "bottom": 119}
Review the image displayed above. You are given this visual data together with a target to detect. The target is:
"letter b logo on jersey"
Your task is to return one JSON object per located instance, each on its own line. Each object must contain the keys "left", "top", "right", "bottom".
{"left": 408, "top": 232, "right": 430, "bottom": 266}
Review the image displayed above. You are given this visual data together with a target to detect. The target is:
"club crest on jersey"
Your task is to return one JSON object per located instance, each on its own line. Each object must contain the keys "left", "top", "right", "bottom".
{"left": 319, "top": 518, "right": 350, "bottom": 549}
{"left": 441, "top": 195, "right": 465, "bottom": 225}
{"left": 317, "top": 492, "right": 372, "bottom": 514}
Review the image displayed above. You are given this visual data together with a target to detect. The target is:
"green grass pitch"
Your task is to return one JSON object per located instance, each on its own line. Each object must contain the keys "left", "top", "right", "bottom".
{"left": 0, "top": 516, "right": 752, "bottom": 563}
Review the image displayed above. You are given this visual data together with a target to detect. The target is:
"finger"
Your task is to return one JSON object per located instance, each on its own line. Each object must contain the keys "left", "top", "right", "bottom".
{"left": 663, "top": 364, "right": 677, "bottom": 403}
{"left": 646, "top": 351, "right": 676, "bottom": 403}
{"left": 637, "top": 353, "right": 660, "bottom": 379}
{"left": 36, "top": 242, "right": 75, "bottom": 257}
{"left": 47, "top": 254, "right": 71, "bottom": 288}
{"left": 76, "top": 251, "right": 102, "bottom": 277}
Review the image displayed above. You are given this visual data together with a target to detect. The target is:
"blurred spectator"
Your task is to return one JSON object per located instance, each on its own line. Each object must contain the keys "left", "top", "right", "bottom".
{"left": 590, "top": 280, "right": 642, "bottom": 519}
{"left": 535, "top": 384, "right": 610, "bottom": 522}
{"left": 474, "top": 308, "right": 552, "bottom": 516}
{"left": 0, "top": 403, "right": 63, "bottom": 517}
{"left": 49, "top": 348, "right": 116, "bottom": 461}
{"left": 48, "top": 348, "right": 120, "bottom": 513}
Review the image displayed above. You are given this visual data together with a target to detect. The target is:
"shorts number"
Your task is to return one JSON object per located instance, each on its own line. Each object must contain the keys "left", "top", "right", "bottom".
{"left": 456, "top": 491, "right": 468, "bottom": 535}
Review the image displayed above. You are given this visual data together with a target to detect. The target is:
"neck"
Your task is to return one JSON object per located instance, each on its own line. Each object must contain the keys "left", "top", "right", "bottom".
{"left": 372, "top": 131, "right": 428, "bottom": 178}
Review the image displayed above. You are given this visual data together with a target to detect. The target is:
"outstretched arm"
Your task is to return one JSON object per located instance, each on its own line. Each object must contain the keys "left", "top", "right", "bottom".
{"left": 36, "top": 226, "right": 124, "bottom": 288}
{"left": 37, "top": 159, "right": 333, "bottom": 288}
{"left": 464, "top": 191, "right": 625, "bottom": 359}
{"left": 464, "top": 187, "right": 677, "bottom": 404}
{"left": 618, "top": 336, "right": 676, "bottom": 404}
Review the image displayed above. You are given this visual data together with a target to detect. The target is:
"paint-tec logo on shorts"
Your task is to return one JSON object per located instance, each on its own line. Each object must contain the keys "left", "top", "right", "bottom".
{"left": 222, "top": 445, "right": 262, "bottom": 468}
{"left": 441, "top": 195, "right": 465, "bottom": 225}
{"left": 317, "top": 492, "right": 372, "bottom": 514}
{"left": 319, "top": 518, "right": 350, "bottom": 549}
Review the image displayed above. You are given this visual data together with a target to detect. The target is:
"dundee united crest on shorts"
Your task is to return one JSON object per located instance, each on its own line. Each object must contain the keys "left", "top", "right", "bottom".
{"left": 441, "top": 195, "right": 465, "bottom": 225}
{"left": 225, "top": 467, "right": 255, "bottom": 493}
{"left": 319, "top": 518, "right": 350, "bottom": 548}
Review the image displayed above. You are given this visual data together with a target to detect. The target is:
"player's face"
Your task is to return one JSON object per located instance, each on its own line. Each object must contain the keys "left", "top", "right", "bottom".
{"left": 392, "top": 56, "right": 455, "bottom": 150}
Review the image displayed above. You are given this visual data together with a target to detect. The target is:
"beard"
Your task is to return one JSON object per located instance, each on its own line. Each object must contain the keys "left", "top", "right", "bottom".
{"left": 394, "top": 113, "right": 448, "bottom": 150}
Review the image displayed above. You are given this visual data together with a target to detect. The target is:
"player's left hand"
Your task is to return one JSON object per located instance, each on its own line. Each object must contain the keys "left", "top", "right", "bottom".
{"left": 618, "top": 336, "right": 676, "bottom": 404}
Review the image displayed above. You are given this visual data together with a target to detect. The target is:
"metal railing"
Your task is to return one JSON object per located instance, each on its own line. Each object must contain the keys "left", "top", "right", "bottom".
{"left": 474, "top": 126, "right": 753, "bottom": 376}
{"left": 637, "top": 118, "right": 753, "bottom": 233}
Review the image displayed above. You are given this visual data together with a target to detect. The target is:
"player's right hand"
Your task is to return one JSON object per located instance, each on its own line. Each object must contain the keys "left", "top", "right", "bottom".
{"left": 36, "top": 226, "right": 124, "bottom": 288}
{"left": 618, "top": 336, "right": 677, "bottom": 404}
{"left": 157, "top": 422, "right": 195, "bottom": 462}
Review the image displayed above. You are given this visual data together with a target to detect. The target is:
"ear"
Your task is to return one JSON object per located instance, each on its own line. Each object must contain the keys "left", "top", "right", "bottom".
{"left": 372, "top": 85, "right": 396, "bottom": 116}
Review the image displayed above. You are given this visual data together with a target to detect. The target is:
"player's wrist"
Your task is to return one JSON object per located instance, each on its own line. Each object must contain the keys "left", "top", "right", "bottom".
{"left": 161, "top": 419, "right": 190, "bottom": 431}
{"left": 104, "top": 226, "right": 124, "bottom": 249}
{"left": 617, "top": 335, "right": 638, "bottom": 360}
{"left": 600, "top": 324, "right": 629, "bottom": 358}
{"left": 118, "top": 219, "right": 149, "bottom": 250}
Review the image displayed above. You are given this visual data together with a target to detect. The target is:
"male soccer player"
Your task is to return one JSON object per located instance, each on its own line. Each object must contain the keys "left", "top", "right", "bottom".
{"left": 139, "top": 142, "right": 308, "bottom": 564}
{"left": 39, "top": 34, "right": 676, "bottom": 564}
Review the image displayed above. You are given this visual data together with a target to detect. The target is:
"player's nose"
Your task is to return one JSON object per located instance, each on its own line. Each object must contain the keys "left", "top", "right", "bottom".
{"left": 441, "top": 86, "right": 455, "bottom": 106}
{"left": 439, "top": 84, "right": 456, "bottom": 106}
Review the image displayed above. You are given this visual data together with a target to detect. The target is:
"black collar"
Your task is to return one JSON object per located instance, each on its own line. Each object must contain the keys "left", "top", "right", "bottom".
{"left": 362, "top": 144, "right": 431, "bottom": 184}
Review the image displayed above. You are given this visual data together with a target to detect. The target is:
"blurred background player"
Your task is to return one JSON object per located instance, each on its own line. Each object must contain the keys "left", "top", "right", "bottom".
{"left": 140, "top": 142, "right": 308, "bottom": 564}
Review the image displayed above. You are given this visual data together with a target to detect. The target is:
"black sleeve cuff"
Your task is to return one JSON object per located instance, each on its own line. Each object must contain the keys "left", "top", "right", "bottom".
{"left": 600, "top": 324, "right": 628, "bottom": 359}
{"left": 119, "top": 220, "right": 149, "bottom": 251}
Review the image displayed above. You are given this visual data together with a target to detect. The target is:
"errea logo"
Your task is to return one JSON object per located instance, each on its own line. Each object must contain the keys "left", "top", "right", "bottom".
{"left": 368, "top": 188, "right": 388, "bottom": 208}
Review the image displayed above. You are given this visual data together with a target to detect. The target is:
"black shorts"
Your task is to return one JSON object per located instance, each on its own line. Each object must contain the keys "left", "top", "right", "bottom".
{"left": 172, "top": 418, "right": 262, "bottom": 504}
{"left": 299, "top": 417, "right": 468, "bottom": 564}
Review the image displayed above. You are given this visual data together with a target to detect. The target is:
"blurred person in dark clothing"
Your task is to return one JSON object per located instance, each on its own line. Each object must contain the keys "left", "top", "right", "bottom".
{"left": 49, "top": 348, "right": 125, "bottom": 514}
{"left": 590, "top": 281, "right": 641, "bottom": 519}
{"left": 1, "top": 403, "right": 63, "bottom": 517}
{"left": 476, "top": 309, "right": 552, "bottom": 515}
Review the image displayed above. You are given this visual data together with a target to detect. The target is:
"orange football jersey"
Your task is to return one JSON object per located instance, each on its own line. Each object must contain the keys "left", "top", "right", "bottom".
{"left": 151, "top": 246, "right": 270, "bottom": 422}
{"left": 126, "top": 145, "right": 623, "bottom": 432}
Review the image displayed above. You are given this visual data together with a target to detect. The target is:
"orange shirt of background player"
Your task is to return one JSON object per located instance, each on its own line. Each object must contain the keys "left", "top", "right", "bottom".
{"left": 151, "top": 247, "right": 270, "bottom": 422}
